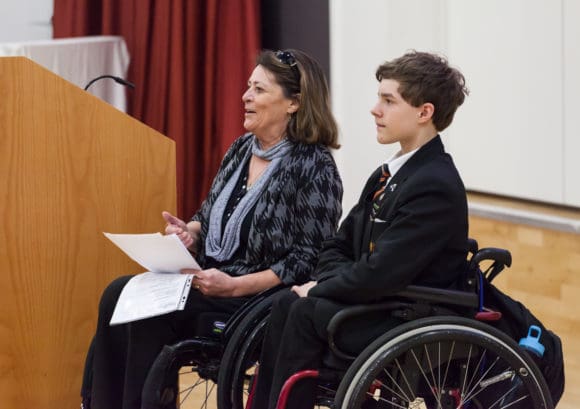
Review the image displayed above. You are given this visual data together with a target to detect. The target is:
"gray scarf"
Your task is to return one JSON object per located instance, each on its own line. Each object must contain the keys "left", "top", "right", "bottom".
{"left": 205, "top": 135, "right": 293, "bottom": 261}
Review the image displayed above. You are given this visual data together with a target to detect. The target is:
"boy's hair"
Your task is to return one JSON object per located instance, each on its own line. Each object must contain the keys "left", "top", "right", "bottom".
{"left": 376, "top": 51, "right": 469, "bottom": 131}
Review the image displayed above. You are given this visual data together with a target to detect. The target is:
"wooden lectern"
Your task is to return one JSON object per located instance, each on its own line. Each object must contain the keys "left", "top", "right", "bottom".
{"left": 0, "top": 57, "right": 177, "bottom": 408}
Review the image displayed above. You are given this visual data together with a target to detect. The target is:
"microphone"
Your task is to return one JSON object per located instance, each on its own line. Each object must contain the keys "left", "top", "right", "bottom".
{"left": 83, "top": 75, "right": 135, "bottom": 91}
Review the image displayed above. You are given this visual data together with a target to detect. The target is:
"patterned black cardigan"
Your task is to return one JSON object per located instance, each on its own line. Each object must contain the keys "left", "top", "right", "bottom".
{"left": 191, "top": 134, "right": 343, "bottom": 285}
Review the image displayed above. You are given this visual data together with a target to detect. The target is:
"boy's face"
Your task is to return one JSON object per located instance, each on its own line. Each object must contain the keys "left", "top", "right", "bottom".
{"left": 371, "top": 79, "right": 423, "bottom": 152}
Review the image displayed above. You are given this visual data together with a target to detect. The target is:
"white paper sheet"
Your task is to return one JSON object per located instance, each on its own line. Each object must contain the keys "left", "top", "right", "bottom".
{"left": 110, "top": 272, "right": 193, "bottom": 325}
{"left": 104, "top": 232, "right": 200, "bottom": 273}
{"left": 103, "top": 232, "right": 201, "bottom": 325}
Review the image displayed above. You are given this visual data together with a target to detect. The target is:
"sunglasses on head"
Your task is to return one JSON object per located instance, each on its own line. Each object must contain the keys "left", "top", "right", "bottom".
{"left": 275, "top": 50, "right": 300, "bottom": 81}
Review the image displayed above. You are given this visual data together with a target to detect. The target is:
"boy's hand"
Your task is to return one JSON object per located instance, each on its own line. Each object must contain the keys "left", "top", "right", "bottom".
{"left": 291, "top": 281, "right": 317, "bottom": 298}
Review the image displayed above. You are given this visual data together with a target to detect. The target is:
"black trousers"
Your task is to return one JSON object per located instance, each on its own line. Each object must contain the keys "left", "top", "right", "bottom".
{"left": 82, "top": 275, "right": 249, "bottom": 409}
{"left": 251, "top": 290, "right": 402, "bottom": 409}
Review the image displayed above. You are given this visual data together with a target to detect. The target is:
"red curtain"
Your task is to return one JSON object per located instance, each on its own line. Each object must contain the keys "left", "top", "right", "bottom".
{"left": 53, "top": 0, "right": 260, "bottom": 218}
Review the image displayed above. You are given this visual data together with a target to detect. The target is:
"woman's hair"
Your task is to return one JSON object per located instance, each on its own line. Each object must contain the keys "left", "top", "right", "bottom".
{"left": 375, "top": 51, "right": 469, "bottom": 132}
{"left": 256, "top": 49, "right": 340, "bottom": 148}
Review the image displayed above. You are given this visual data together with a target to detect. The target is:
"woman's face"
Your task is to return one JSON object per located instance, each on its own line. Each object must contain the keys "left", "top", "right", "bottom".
{"left": 242, "top": 65, "right": 298, "bottom": 146}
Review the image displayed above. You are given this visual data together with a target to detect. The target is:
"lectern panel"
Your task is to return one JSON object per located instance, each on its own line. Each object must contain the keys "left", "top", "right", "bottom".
{"left": 0, "top": 57, "right": 176, "bottom": 408}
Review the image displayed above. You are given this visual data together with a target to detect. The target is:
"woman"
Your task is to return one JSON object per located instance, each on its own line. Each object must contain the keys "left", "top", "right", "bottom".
{"left": 80, "top": 49, "right": 343, "bottom": 409}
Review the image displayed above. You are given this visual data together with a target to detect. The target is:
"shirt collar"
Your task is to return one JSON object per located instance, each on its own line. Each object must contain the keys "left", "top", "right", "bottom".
{"left": 385, "top": 147, "right": 420, "bottom": 179}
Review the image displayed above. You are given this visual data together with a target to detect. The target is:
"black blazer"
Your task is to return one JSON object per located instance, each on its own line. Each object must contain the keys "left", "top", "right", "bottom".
{"left": 309, "top": 136, "right": 468, "bottom": 304}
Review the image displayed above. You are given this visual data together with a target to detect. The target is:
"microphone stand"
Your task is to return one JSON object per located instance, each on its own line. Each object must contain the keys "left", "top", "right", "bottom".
{"left": 84, "top": 75, "right": 135, "bottom": 91}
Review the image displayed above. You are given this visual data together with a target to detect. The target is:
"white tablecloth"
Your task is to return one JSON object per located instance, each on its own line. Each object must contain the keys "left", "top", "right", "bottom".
{"left": 0, "top": 36, "right": 130, "bottom": 112}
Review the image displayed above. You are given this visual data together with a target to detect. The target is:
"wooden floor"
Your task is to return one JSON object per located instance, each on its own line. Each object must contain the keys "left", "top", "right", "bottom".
{"left": 468, "top": 207, "right": 579, "bottom": 408}
{"left": 182, "top": 193, "right": 579, "bottom": 409}
{"left": 180, "top": 368, "right": 217, "bottom": 409}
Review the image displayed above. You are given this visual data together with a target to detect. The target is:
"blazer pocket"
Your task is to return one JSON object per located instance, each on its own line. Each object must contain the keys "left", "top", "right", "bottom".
{"left": 370, "top": 218, "right": 390, "bottom": 244}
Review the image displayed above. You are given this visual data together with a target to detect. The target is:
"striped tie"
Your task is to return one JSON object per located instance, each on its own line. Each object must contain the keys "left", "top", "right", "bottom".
{"left": 369, "top": 164, "right": 390, "bottom": 254}
{"left": 371, "top": 163, "right": 390, "bottom": 215}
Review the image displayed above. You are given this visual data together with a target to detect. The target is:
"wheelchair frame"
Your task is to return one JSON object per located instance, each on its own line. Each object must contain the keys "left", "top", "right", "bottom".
{"left": 269, "top": 243, "right": 553, "bottom": 409}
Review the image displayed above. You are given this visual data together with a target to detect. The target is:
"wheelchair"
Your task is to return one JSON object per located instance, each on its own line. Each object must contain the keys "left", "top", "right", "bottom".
{"left": 143, "top": 239, "right": 554, "bottom": 409}
{"left": 268, "top": 240, "right": 553, "bottom": 409}
{"left": 142, "top": 284, "right": 282, "bottom": 409}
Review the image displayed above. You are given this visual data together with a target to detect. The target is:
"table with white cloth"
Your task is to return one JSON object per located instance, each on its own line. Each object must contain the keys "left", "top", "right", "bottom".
{"left": 0, "top": 35, "right": 130, "bottom": 112}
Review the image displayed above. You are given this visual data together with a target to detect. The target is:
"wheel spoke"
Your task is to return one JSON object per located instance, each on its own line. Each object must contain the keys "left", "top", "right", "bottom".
{"left": 442, "top": 340, "right": 455, "bottom": 398}
{"left": 463, "top": 348, "right": 487, "bottom": 399}
{"left": 387, "top": 358, "right": 416, "bottom": 402}
{"left": 410, "top": 349, "right": 443, "bottom": 409}
{"left": 460, "top": 344, "right": 473, "bottom": 402}
{"left": 180, "top": 376, "right": 206, "bottom": 395}
{"left": 437, "top": 342, "right": 442, "bottom": 403}
{"left": 487, "top": 383, "right": 529, "bottom": 409}
{"left": 460, "top": 356, "right": 502, "bottom": 405}
{"left": 178, "top": 371, "right": 216, "bottom": 408}
{"left": 179, "top": 381, "right": 198, "bottom": 405}
{"left": 497, "top": 394, "right": 530, "bottom": 409}
{"left": 422, "top": 343, "right": 441, "bottom": 404}
{"left": 371, "top": 375, "right": 412, "bottom": 404}
{"left": 201, "top": 381, "right": 216, "bottom": 408}
{"left": 393, "top": 357, "right": 417, "bottom": 402}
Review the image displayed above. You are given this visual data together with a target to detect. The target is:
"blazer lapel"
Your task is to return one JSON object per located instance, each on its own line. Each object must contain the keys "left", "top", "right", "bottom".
{"left": 362, "top": 135, "right": 446, "bottom": 254}
{"left": 376, "top": 135, "right": 445, "bottom": 217}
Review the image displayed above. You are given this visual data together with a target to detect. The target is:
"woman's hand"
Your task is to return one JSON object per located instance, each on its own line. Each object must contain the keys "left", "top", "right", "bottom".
{"left": 162, "top": 211, "right": 194, "bottom": 249}
{"left": 183, "top": 268, "right": 236, "bottom": 297}
{"left": 181, "top": 268, "right": 281, "bottom": 298}
{"left": 291, "top": 281, "right": 317, "bottom": 298}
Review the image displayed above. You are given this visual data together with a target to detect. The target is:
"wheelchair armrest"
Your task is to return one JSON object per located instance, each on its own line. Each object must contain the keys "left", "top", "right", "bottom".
{"left": 326, "top": 286, "right": 480, "bottom": 360}
{"left": 398, "top": 285, "right": 479, "bottom": 308}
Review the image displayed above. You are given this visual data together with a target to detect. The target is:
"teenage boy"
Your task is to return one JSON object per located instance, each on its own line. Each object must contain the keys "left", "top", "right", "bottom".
{"left": 252, "top": 51, "right": 470, "bottom": 409}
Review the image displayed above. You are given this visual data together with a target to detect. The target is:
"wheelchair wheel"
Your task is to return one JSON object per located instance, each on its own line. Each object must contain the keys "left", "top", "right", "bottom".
{"left": 217, "top": 296, "right": 275, "bottom": 409}
{"left": 334, "top": 316, "right": 553, "bottom": 409}
{"left": 142, "top": 337, "right": 223, "bottom": 409}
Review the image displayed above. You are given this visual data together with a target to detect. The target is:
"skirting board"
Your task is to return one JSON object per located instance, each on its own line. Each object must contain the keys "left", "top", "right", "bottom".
{"left": 468, "top": 202, "right": 580, "bottom": 234}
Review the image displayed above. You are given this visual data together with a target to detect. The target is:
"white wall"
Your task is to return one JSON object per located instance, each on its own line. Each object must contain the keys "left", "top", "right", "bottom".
{"left": 444, "top": 0, "right": 563, "bottom": 204}
{"left": 4, "top": 0, "right": 579, "bottom": 209}
{"left": 0, "top": 0, "right": 53, "bottom": 42}
{"left": 563, "top": 0, "right": 580, "bottom": 206}
{"left": 330, "top": 0, "right": 448, "bottom": 213}
{"left": 330, "top": 0, "right": 580, "bottom": 210}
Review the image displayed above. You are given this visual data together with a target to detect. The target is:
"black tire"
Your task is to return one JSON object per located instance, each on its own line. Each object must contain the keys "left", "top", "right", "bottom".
{"left": 334, "top": 316, "right": 553, "bottom": 409}
{"left": 217, "top": 295, "right": 276, "bottom": 409}
{"left": 142, "top": 338, "right": 223, "bottom": 409}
